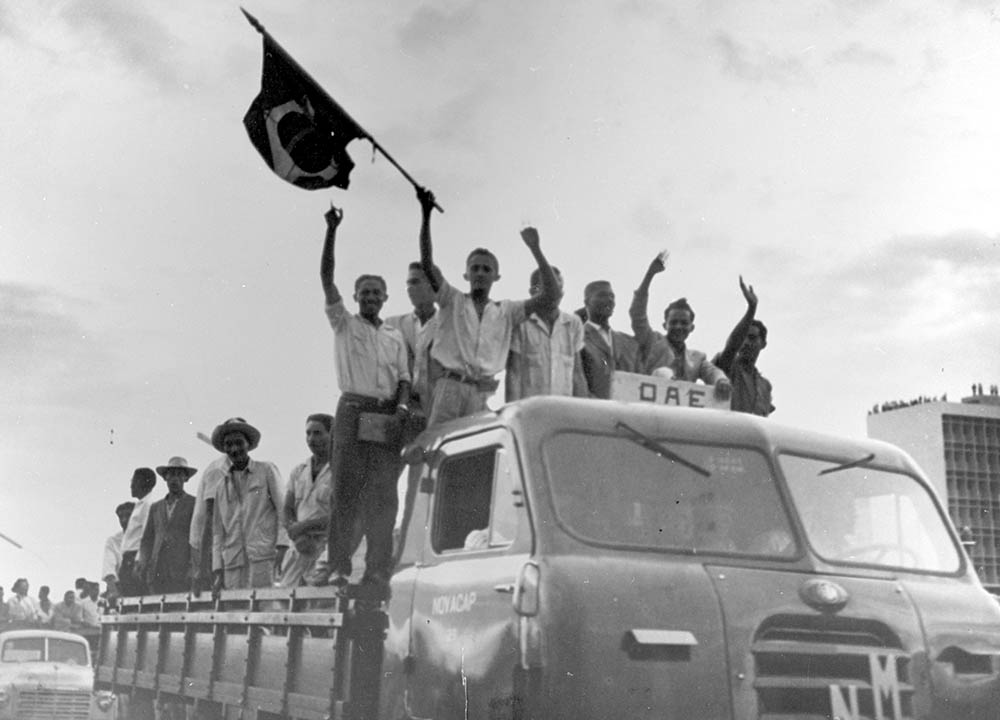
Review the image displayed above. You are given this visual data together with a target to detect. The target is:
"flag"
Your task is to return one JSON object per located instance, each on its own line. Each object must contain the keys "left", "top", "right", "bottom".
{"left": 244, "top": 35, "right": 366, "bottom": 190}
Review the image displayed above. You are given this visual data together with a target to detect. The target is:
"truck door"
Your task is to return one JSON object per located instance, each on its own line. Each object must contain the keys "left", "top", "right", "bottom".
{"left": 406, "top": 428, "right": 529, "bottom": 720}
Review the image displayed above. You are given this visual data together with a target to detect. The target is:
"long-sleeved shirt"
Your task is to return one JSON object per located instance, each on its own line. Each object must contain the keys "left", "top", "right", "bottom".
{"left": 430, "top": 279, "right": 527, "bottom": 379}
{"left": 121, "top": 493, "right": 152, "bottom": 555}
{"left": 102, "top": 530, "right": 123, "bottom": 581}
{"left": 385, "top": 310, "right": 438, "bottom": 406}
{"left": 51, "top": 601, "right": 83, "bottom": 631}
{"left": 506, "top": 311, "right": 586, "bottom": 401}
{"left": 629, "top": 288, "right": 725, "bottom": 384}
{"left": 212, "top": 459, "right": 288, "bottom": 571}
{"left": 284, "top": 459, "right": 333, "bottom": 539}
{"left": 189, "top": 455, "right": 231, "bottom": 550}
{"left": 6, "top": 595, "right": 40, "bottom": 623}
{"left": 326, "top": 300, "right": 410, "bottom": 400}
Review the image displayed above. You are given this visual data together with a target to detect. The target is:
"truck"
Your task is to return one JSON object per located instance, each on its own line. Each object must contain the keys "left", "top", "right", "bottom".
{"left": 95, "top": 395, "right": 1000, "bottom": 719}
{"left": 0, "top": 627, "right": 115, "bottom": 720}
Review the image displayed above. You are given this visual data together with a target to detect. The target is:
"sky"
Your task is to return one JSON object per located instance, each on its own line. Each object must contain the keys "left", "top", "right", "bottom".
{"left": 1, "top": 0, "right": 998, "bottom": 594}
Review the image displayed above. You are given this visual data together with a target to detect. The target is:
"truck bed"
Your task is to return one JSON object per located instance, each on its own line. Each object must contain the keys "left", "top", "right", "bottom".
{"left": 94, "top": 587, "right": 387, "bottom": 720}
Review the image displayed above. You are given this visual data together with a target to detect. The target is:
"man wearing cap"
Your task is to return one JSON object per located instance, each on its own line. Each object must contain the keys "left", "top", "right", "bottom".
{"left": 101, "top": 501, "right": 135, "bottom": 602}
{"left": 138, "top": 457, "right": 197, "bottom": 594}
{"left": 320, "top": 206, "right": 411, "bottom": 590}
{"left": 118, "top": 467, "right": 157, "bottom": 596}
{"left": 210, "top": 418, "right": 288, "bottom": 591}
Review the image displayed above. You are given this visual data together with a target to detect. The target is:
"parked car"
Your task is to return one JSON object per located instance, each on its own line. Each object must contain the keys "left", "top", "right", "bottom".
{"left": 0, "top": 628, "right": 115, "bottom": 720}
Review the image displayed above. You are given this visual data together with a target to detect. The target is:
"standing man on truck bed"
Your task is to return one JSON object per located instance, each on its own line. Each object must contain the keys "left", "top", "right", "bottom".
{"left": 712, "top": 276, "right": 775, "bottom": 416}
{"left": 417, "top": 186, "right": 561, "bottom": 425}
{"left": 210, "top": 417, "right": 288, "bottom": 590}
{"left": 579, "top": 279, "right": 639, "bottom": 398}
{"left": 320, "top": 205, "right": 411, "bottom": 590}
{"left": 139, "top": 457, "right": 197, "bottom": 593}
{"left": 118, "top": 468, "right": 156, "bottom": 596}
{"left": 280, "top": 413, "right": 335, "bottom": 587}
{"left": 629, "top": 251, "right": 730, "bottom": 396}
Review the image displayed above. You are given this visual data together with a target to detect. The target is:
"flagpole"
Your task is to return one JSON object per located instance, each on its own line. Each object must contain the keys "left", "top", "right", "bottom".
{"left": 241, "top": 8, "right": 444, "bottom": 213}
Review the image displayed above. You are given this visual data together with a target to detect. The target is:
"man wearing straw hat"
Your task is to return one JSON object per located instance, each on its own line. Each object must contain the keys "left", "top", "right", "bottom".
{"left": 210, "top": 417, "right": 288, "bottom": 591}
{"left": 138, "top": 457, "right": 197, "bottom": 594}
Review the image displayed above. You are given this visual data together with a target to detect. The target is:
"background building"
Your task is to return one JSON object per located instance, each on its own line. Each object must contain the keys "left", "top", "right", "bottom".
{"left": 867, "top": 385, "right": 1000, "bottom": 593}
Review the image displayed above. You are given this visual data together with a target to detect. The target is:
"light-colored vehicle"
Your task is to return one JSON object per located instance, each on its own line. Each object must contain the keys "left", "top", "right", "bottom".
{"left": 96, "top": 397, "right": 1000, "bottom": 719}
{"left": 0, "top": 628, "right": 115, "bottom": 720}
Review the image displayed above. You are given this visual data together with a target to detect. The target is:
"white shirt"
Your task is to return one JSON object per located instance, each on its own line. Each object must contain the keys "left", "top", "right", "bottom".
{"left": 507, "top": 311, "right": 585, "bottom": 401}
{"left": 190, "top": 456, "right": 231, "bottom": 550}
{"left": 284, "top": 459, "right": 333, "bottom": 538}
{"left": 326, "top": 300, "right": 410, "bottom": 400}
{"left": 121, "top": 493, "right": 152, "bottom": 555}
{"left": 102, "top": 530, "right": 124, "bottom": 581}
{"left": 431, "top": 279, "right": 527, "bottom": 379}
{"left": 385, "top": 310, "right": 438, "bottom": 404}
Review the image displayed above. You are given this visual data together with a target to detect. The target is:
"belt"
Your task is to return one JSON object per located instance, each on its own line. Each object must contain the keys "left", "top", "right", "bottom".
{"left": 339, "top": 392, "right": 395, "bottom": 412}
{"left": 441, "top": 369, "right": 499, "bottom": 393}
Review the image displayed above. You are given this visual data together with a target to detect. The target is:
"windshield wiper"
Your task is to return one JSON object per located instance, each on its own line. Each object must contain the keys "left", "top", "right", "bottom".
{"left": 615, "top": 421, "right": 710, "bottom": 477}
{"left": 819, "top": 453, "right": 876, "bottom": 476}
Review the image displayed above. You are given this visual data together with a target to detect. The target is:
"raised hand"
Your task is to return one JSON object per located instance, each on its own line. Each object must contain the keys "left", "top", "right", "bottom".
{"left": 325, "top": 204, "right": 343, "bottom": 230}
{"left": 416, "top": 186, "right": 436, "bottom": 215}
{"left": 520, "top": 226, "right": 540, "bottom": 251}
{"left": 739, "top": 275, "right": 757, "bottom": 309}
{"left": 649, "top": 249, "right": 669, "bottom": 275}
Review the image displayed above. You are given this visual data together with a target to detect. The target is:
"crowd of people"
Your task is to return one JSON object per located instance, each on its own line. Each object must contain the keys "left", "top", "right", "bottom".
{"left": 96, "top": 187, "right": 775, "bottom": 599}
{"left": 0, "top": 577, "right": 103, "bottom": 634}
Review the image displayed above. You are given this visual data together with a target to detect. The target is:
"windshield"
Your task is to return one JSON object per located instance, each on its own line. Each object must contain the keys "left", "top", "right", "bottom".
{"left": 1, "top": 636, "right": 89, "bottom": 665}
{"left": 543, "top": 431, "right": 797, "bottom": 558}
{"left": 780, "top": 453, "right": 961, "bottom": 573}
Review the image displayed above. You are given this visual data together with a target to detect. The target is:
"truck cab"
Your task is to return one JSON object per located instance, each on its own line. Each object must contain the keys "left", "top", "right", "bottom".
{"left": 0, "top": 628, "right": 115, "bottom": 720}
{"left": 379, "top": 396, "right": 1000, "bottom": 720}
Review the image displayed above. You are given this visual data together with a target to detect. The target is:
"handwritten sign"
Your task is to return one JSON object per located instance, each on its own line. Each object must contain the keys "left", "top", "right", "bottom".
{"left": 611, "top": 371, "right": 730, "bottom": 410}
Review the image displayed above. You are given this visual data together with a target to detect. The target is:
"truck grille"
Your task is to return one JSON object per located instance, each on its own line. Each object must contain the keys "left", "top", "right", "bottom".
{"left": 15, "top": 689, "right": 91, "bottom": 720}
{"left": 752, "top": 614, "right": 915, "bottom": 719}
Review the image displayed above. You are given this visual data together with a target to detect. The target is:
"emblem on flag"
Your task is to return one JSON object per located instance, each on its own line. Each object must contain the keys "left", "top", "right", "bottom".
{"left": 244, "top": 34, "right": 365, "bottom": 190}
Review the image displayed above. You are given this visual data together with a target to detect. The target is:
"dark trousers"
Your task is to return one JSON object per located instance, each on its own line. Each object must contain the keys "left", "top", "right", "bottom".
{"left": 118, "top": 551, "right": 147, "bottom": 596}
{"left": 328, "top": 394, "right": 403, "bottom": 580}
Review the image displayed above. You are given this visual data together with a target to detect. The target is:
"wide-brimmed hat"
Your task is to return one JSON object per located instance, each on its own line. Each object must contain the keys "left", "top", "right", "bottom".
{"left": 156, "top": 456, "right": 198, "bottom": 479}
{"left": 210, "top": 417, "right": 261, "bottom": 452}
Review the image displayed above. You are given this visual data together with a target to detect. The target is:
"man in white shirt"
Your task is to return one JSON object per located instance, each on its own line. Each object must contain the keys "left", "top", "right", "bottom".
{"left": 506, "top": 266, "right": 587, "bottom": 401}
{"left": 189, "top": 454, "right": 231, "bottom": 593}
{"left": 210, "top": 418, "right": 288, "bottom": 591}
{"left": 101, "top": 501, "right": 135, "bottom": 602}
{"left": 320, "top": 205, "right": 410, "bottom": 590}
{"left": 5, "top": 578, "right": 40, "bottom": 625}
{"left": 416, "top": 187, "right": 561, "bottom": 426}
{"left": 118, "top": 468, "right": 157, "bottom": 596}
{"left": 280, "top": 414, "right": 335, "bottom": 587}
{"left": 385, "top": 261, "right": 438, "bottom": 420}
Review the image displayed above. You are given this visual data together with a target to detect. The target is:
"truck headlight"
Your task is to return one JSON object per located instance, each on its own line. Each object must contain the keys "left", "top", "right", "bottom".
{"left": 95, "top": 691, "right": 116, "bottom": 712}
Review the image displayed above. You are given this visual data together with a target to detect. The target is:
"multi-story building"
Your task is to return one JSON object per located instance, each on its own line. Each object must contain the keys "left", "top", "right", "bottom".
{"left": 867, "top": 387, "right": 1000, "bottom": 593}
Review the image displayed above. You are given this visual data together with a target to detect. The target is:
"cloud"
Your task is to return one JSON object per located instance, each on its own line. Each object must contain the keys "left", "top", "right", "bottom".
{"left": 713, "top": 33, "right": 810, "bottom": 85}
{"left": 0, "top": 282, "right": 112, "bottom": 409}
{"left": 60, "top": 0, "right": 181, "bottom": 89}
{"left": 803, "top": 230, "right": 1000, "bottom": 344}
{"left": 828, "top": 42, "right": 896, "bottom": 67}
{"left": 397, "top": 3, "right": 480, "bottom": 55}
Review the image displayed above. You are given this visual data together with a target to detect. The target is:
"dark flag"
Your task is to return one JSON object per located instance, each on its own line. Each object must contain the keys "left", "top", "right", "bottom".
{"left": 243, "top": 33, "right": 366, "bottom": 190}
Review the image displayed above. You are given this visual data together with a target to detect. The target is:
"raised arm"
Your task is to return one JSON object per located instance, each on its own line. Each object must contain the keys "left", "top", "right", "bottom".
{"left": 715, "top": 276, "right": 758, "bottom": 374}
{"left": 320, "top": 205, "right": 344, "bottom": 306}
{"left": 521, "top": 227, "right": 562, "bottom": 318}
{"left": 630, "top": 251, "right": 668, "bottom": 341}
{"left": 417, "top": 187, "right": 443, "bottom": 292}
